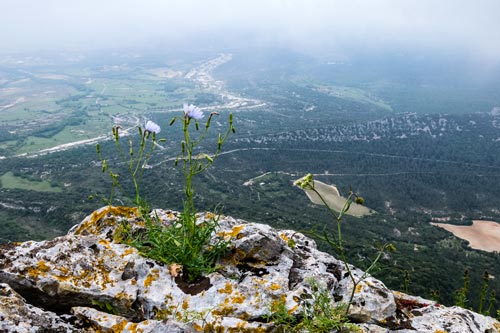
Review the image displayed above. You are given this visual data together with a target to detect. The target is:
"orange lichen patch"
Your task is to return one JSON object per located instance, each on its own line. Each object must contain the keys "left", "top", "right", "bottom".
{"left": 252, "top": 277, "right": 266, "bottom": 285}
{"left": 26, "top": 260, "right": 52, "bottom": 279}
{"left": 114, "top": 291, "right": 133, "bottom": 304}
{"left": 355, "top": 284, "right": 363, "bottom": 293}
{"left": 182, "top": 299, "right": 190, "bottom": 310}
{"left": 287, "top": 304, "right": 299, "bottom": 315}
{"left": 98, "top": 239, "right": 112, "bottom": 249}
{"left": 279, "top": 233, "right": 290, "bottom": 242}
{"left": 72, "top": 206, "right": 139, "bottom": 235}
{"left": 57, "top": 266, "right": 69, "bottom": 275}
{"left": 218, "top": 282, "right": 234, "bottom": 294}
{"left": 109, "top": 318, "right": 128, "bottom": 332}
{"left": 144, "top": 269, "right": 160, "bottom": 288}
{"left": 121, "top": 248, "right": 136, "bottom": 257}
{"left": 37, "top": 260, "right": 51, "bottom": 273}
{"left": 269, "top": 284, "right": 281, "bottom": 291}
{"left": 127, "top": 322, "right": 144, "bottom": 333}
{"left": 231, "top": 294, "right": 246, "bottom": 304}
{"left": 212, "top": 305, "right": 235, "bottom": 316}
{"left": 434, "top": 330, "right": 448, "bottom": 333}
{"left": 193, "top": 323, "right": 203, "bottom": 332}
{"left": 227, "top": 322, "right": 268, "bottom": 333}
{"left": 494, "top": 322, "right": 500, "bottom": 331}
{"left": 229, "top": 225, "right": 244, "bottom": 238}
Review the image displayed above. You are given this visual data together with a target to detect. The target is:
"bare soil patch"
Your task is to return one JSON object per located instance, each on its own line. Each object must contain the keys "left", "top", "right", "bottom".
{"left": 431, "top": 220, "right": 500, "bottom": 252}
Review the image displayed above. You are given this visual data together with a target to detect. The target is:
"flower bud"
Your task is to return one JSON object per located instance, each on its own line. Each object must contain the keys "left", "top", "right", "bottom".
{"left": 217, "top": 133, "right": 222, "bottom": 149}
{"left": 169, "top": 117, "right": 176, "bottom": 126}
{"left": 96, "top": 143, "right": 100, "bottom": 154}
{"left": 206, "top": 114, "right": 213, "bottom": 129}
{"left": 293, "top": 174, "right": 314, "bottom": 189}
{"left": 386, "top": 243, "right": 396, "bottom": 252}
{"left": 129, "top": 139, "right": 134, "bottom": 156}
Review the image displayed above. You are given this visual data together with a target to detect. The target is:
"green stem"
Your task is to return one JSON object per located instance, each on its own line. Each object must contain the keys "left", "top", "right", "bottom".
{"left": 309, "top": 187, "right": 368, "bottom": 315}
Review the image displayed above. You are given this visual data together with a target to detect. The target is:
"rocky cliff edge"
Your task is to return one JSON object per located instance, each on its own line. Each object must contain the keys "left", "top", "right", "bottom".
{"left": 0, "top": 206, "right": 499, "bottom": 332}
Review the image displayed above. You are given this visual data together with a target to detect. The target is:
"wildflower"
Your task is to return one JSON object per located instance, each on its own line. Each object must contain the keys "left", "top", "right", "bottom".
{"left": 294, "top": 173, "right": 314, "bottom": 190}
{"left": 145, "top": 120, "right": 161, "bottom": 134}
{"left": 183, "top": 103, "right": 204, "bottom": 120}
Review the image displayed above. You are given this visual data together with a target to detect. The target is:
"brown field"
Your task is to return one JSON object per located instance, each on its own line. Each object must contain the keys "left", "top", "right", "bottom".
{"left": 431, "top": 220, "right": 500, "bottom": 252}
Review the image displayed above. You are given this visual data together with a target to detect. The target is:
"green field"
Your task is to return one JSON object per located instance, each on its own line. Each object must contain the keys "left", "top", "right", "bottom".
{"left": 314, "top": 85, "right": 393, "bottom": 112}
{"left": 0, "top": 171, "right": 62, "bottom": 192}
{"left": 0, "top": 68, "right": 197, "bottom": 156}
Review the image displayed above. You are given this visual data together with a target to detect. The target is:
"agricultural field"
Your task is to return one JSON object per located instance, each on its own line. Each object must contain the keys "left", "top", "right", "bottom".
{"left": 0, "top": 58, "right": 218, "bottom": 157}
{"left": 0, "top": 171, "right": 61, "bottom": 192}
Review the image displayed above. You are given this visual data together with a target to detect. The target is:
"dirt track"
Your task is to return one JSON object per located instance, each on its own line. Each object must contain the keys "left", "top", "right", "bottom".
{"left": 431, "top": 220, "right": 500, "bottom": 252}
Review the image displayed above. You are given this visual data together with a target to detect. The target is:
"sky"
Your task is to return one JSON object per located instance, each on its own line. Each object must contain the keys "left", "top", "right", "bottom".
{"left": 2, "top": 0, "right": 500, "bottom": 63}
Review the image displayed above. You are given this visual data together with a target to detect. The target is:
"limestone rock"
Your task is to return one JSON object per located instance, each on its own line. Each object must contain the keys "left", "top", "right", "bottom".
{"left": 72, "top": 306, "right": 193, "bottom": 333}
{"left": 0, "top": 282, "right": 79, "bottom": 333}
{"left": 0, "top": 206, "right": 499, "bottom": 332}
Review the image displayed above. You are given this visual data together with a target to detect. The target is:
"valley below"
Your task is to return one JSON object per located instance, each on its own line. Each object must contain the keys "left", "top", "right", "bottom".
{"left": 1, "top": 48, "right": 500, "bottom": 312}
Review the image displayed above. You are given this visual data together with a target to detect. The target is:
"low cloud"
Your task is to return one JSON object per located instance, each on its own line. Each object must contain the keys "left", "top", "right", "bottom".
{"left": 1, "top": 0, "right": 499, "bottom": 63}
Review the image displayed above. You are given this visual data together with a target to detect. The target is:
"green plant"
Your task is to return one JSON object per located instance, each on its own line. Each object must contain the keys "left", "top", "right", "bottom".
{"left": 453, "top": 268, "right": 469, "bottom": 308}
{"left": 96, "top": 121, "right": 162, "bottom": 214}
{"left": 91, "top": 299, "right": 117, "bottom": 315}
{"left": 265, "top": 278, "right": 361, "bottom": 333}
{"left": 294, "top": 174, "right": 394, "bottom": 316}
{"left": 263, "top": 297, "right": 297, "bottom": 332}
{"left": 98, "top": 104, "right": 235, "bottom": 283}
{"left": 298, "top": 278, "right": 361, "bottom": 333}
{"left": 403, "top": 270, "right": 411, "bottom": 293}
{"left": 452, "top": 269, "right": 497, "bottom": 317}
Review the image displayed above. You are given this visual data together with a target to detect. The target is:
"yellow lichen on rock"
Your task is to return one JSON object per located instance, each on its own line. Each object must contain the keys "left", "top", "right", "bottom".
{"left": 279, "top": 233, "right": 289, "bottom": 242}
{"left": 72, "top": 206, "right": 139, "bottom": 236}
{"left": 287, "top": 304, "right": 299, "bottom": 315}
{"left": 218, "top": 224, "right": 245, "bottom": 240}
{"left": 109, "top": 318, "right": 128, "bottom": 332}
{"left": 144, "top": 269, "right": 160, "bottom": 288}
{"left": 218, "top": 282, "right": 234, "bottom": 294}
{"left": 231, "top": 294, "right": 246, "bottom": 304}
{"left": 98, "top": 239, "right": 111, "bottom": 249}
{"left": 269, "top": 284, "right": 281, "bottom": 291}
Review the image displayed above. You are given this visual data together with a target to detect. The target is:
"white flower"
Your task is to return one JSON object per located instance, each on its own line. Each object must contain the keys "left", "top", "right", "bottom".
{"left": 145, "top": 120, "right": 161, "bottom": 134}
{"left": 183, "top": 103, "right": 204, "bottom": 120}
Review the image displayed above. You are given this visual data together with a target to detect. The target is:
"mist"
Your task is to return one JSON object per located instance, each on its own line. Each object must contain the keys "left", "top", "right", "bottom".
{"left": 1, "top": 0, "right": 500, "bottom": 65}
